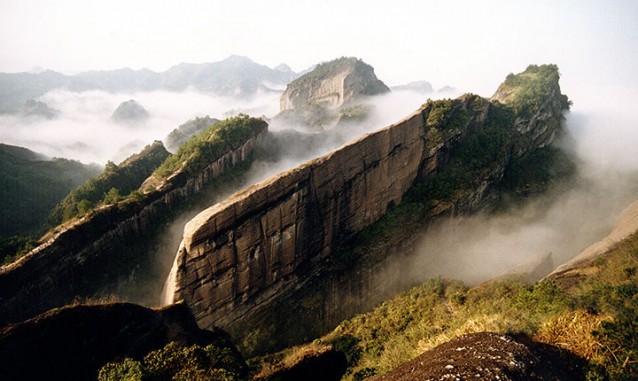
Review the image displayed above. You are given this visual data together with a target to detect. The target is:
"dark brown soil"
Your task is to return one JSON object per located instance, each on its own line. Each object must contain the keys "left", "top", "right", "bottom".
{"left": 369, "top": 332, "right": 586, "bottom": 381}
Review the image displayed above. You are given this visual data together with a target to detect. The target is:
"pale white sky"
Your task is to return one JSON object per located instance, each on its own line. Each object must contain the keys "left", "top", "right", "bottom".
{"left": 1, "top": 0, "right": 637, "bottom": 97}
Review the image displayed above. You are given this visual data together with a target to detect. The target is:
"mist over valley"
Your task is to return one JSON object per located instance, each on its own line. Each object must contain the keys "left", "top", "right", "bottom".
{"left": 1, "top": 1, "right": 638, "bottom": 379}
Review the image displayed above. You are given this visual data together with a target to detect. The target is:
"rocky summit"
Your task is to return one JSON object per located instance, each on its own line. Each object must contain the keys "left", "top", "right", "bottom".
{"left": 278, "top": 57, "right": 390, "bottom": 127}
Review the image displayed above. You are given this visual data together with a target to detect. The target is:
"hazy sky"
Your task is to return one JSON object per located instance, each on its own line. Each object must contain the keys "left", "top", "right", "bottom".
{"left": 1, "top": 0, "right": 637, "bottom": 97}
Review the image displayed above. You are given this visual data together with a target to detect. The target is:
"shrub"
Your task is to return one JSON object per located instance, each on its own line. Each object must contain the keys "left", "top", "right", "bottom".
{"left": 99, "top": 341, "right": 246, "bottom": 381}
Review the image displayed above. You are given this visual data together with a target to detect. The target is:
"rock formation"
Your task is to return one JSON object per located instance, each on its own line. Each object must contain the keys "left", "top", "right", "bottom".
{"left": 0, "top": 302, "right": 245, "bottom": 381}
{"left": 110, "top": 99, "right": 149, "bottom": 124}
{"left": 167, "top": 65, "right": 569, "bottom": 343}
{"left": 0, "top": 117, "right": 267, "bottom": 326}
{"left": 278, "top": 57, "right": 390, "bottom": 127}
{"left": 368, "top": 332, "right": 585, "bottom": 380}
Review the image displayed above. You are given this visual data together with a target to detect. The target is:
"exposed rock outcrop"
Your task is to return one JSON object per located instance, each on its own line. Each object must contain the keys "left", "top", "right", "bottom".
{"left": 0, "top": 119, "right": 267, "bottom": 326}
{"left": 368, "top": 332, "right": 585, "bottom": 381}
{"left": 280, "top": 57, "right": 389, "bottom": 111}
{"left": 0, "top": 302, "right": 245, "bottom": 381}
{"left": 278, "top": 57, "right": 389, "bottom": 127}
{"left": 168, "top": 65, "right": 569, "bottom": 345}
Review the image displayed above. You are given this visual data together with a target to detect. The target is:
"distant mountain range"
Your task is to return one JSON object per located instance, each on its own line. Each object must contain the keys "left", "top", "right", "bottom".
{"left": 0, "top": 55, "right": 300, "bottom": 114}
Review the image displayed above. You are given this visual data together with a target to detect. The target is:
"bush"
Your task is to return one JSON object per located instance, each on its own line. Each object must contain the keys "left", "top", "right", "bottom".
{"left": 99, "top": 341, "right": 246, "bottom": 381}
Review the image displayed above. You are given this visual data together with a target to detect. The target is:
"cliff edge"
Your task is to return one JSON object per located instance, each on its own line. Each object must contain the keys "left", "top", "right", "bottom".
{"left": 168, "top": 65, "right": 569, "bottom": 348}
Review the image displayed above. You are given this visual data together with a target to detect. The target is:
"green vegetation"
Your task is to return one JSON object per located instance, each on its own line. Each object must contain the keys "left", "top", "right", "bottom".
{"left": 99, "top": 341, "right": 247, "bottom": 381}
{"left": 424, "top": 98, "right": 469, "bottom": 131}
{"left": 48, "top": 141, "right": 169, "bottom": 225}
{"left": 260, "top": 232, "right": 638, "bottom": 381}
{"left": 0, "top": 143, "right": 101, "bottom": 262}
{"left": 497, "top": 64, "right": 570, "bottom": 115}
{"left": 276, "top": 105, "right": 334, "bottom": 128}
{"left": 165, "top": 116, "right": 219, "bottom": 152}
{"left": 331, "top": 99, "right": 517, "bottom": 274}
{"left": 154, "top": 114, "right": 266, "bottom": 179}
{"left": 338, "top": 104, "right": 371, "bottom": 123}
{"left": 288, "top": 57, "right": 359, "bottom": 88}
{"left": 500, "top": 145, "right": 576, "bottom": 197}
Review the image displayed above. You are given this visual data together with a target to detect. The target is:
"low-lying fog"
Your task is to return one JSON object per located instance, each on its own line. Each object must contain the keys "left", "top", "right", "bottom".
{"left": 0, "top": 89, "right": 282, "bottom": 164}
{"left": 3, "top": 81, "right": 637, "bottom": 301}
{"left": 404, "top": 91, "right": 638, "bottom": 285}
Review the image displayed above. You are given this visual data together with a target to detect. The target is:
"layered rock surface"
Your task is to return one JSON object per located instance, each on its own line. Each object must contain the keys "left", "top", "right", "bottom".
{"left": 169, "top": 66, "right": 569, "bottom": 341}
{"left": 0, "top": 120, "right": 267, "bottom": 326}
{"left": 278, "top": 57, "right": 389, "bottom": 127}
{"left": 280, "top": 57, "right": 389, "bottom": 111}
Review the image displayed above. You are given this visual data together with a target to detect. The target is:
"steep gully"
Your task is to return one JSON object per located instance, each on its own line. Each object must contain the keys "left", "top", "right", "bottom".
{"left": 166, "top": 87, "right": 567, "bottom": 350}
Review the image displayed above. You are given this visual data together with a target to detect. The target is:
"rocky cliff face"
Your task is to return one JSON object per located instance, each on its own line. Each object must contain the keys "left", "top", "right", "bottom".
{"left": 278, "top": 57, "right": 390, "bottom": 127}
{"left": 0, "top": 122, "right": 267, "bottom": 326}
{"left": 280, "top": 57, "right": 389, "bottom": 111}
{"left": 169, "top": 66, "right": 568, "bottom": 342}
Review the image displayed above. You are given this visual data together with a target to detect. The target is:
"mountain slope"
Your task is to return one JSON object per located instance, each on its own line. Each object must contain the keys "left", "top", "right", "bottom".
{"left": 167, "top": 64, "right": 569, "bottom": 356}
{"left": 0, "top": 144, "right": 100, "bottom": 258}
{"left": 0, "top": 115, "right": 268, "bottom": 326}
{"left": 257, "top": 198, "right": 638, "bottom": 380}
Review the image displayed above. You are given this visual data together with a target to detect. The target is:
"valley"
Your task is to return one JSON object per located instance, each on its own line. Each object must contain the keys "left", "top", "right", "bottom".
{"left": 0, "top": 56, "right": 637, "bottom": 381}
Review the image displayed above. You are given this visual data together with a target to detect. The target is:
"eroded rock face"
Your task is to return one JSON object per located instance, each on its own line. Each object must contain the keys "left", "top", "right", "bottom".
{"left": 0, "top": 124, "right": 267, "bottom": 326}
{"left": 279, "top": 57, "right": 390, "bottom": 112}
{"left": 170, "top": 75, "right": 568, "bottom": 336}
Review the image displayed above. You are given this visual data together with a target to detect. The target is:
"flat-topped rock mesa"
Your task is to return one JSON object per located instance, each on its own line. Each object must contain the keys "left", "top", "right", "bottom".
{"left": 168, "top": 65, "right": 569, "bottom": 339}
{"left": 0, "top": 116, "right": 268, "bottom": 326}
{"left": 278, "top": 57, "right": 390, "bottom": 127}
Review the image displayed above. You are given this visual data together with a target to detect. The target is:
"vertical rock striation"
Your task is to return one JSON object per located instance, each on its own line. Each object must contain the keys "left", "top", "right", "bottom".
{"left": 0, "top": 121, "right": 267, "bottom": 326}
{"left": 170, "top": 65, "right": 569, "bottom": 339}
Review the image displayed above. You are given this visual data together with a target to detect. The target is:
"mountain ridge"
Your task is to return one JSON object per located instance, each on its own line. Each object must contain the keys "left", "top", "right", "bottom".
{"left": 0, "top": 56, "right": 300, "bottom": 114}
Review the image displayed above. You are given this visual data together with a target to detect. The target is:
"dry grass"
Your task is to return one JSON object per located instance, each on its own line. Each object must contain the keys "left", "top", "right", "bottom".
{"left": 252, "top": 340, "right": 331, "bottom": 379}
{"left": 535, "top": 309, "right": 609, "bottom": 361}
